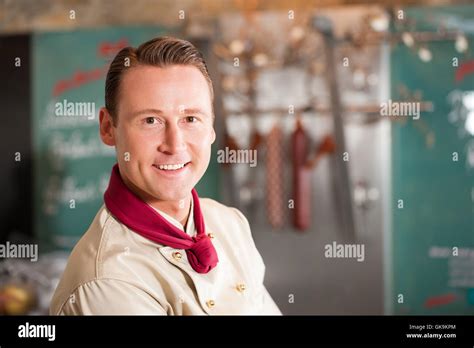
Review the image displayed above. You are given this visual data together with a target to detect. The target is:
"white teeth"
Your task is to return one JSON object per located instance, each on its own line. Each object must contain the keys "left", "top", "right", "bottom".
{"left": 157, "top": 163, "right": 186, "bottom": 171}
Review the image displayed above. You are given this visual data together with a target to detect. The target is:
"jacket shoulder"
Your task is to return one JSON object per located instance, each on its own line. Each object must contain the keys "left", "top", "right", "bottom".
{"left": 49, "top": 205, "right": 138, "bottom": 314}
{"left": 200, "top": 198, "right": 251, "bottom": 231}
{"left": 199, "top": 198, "right": 256, "bottom": 253}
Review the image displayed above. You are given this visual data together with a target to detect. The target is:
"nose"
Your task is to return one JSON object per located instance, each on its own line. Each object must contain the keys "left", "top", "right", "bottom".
{"left": 157, "top": 122, "right": 186, "bottom": 154}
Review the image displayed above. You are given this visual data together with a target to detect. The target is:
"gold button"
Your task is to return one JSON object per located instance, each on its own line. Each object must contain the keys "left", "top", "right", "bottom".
{"left": 207, "top": 233, "right": 215, "bottom": 239}
{"left": 236, "top": 283, "right": 246, "bottom": 293}
{"left": 172, "top": 251, "right": 182, "bottom": 260}
{"left": 206, "top": 299, "right": 215, "bottom": 308}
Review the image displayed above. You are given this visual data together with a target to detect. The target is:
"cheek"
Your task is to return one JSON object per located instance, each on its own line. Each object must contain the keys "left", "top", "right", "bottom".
{"left": 190, "top": 129, "right": 213, "bottom": 151}
{"left": 115, "top": 127, "right": 154, "bottom": 159}
{"left": 188, "top": 132, "right": 213, "bottom": 167}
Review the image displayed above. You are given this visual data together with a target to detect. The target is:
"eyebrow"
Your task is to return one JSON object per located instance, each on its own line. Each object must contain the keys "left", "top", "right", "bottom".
{"left": 181, "top": 108, "right": 208, "bottom": 116}
{"left": 131, "top": 108, "right": 209, "bottom": 118}
{"left": 131, "top": 109, "right": 163, "bottom": 118}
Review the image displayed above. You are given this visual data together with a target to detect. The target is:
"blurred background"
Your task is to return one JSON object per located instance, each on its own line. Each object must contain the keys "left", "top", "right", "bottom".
{"left": 0, "top": 0, "right": 473, "bottom": 315}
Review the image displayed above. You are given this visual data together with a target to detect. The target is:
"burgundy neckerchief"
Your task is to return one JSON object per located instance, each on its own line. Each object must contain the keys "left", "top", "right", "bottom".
{"left": 104, "top": 164, "right": 218, "bottom": 274}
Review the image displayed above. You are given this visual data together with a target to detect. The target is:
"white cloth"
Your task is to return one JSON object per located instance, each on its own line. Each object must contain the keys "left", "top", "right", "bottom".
{"left": 50, "top": 197, "right": 282, "bottom": 315}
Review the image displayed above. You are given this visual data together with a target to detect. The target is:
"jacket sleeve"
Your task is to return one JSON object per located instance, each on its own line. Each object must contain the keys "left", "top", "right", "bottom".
{"left": 54, "top": 278, "right": 168, "bottom": 315}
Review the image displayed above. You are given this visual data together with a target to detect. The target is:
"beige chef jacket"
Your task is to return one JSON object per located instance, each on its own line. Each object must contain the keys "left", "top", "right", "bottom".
{"left": 49, "top": 197, "right": 281, "bottom": 315}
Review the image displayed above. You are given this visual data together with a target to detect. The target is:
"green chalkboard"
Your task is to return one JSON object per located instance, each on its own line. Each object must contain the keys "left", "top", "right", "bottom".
{"left": 390, "top": 6, "right": 474, "bottom": 314}
{"left": 32, "top": 27, "right": 220, "bottom": 251}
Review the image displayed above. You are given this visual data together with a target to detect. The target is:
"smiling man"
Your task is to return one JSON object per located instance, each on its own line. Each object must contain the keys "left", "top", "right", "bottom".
{"left": 50, "top": 37, "right": 281, "bottom": 315}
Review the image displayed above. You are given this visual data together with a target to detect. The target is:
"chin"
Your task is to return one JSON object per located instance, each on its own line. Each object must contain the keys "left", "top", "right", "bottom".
{"left": 150, "top": 186, "right": 192, "bottom": 202}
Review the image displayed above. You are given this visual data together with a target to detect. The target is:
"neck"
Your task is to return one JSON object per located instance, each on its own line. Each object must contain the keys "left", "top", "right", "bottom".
{"left": 149, "top": 197, "right": 191, "bottom": 227}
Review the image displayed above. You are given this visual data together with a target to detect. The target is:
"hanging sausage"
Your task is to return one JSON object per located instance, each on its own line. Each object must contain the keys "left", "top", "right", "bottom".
{"left": 291, "top": 118, "right": 311, "bottom": 231}
{"left": 265, "top": 123, "right": 284, "bottom": 229}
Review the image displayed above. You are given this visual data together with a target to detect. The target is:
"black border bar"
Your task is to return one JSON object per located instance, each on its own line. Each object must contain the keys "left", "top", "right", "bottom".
{"left": 0, "top": 315, "right": 473, "bottom": 345}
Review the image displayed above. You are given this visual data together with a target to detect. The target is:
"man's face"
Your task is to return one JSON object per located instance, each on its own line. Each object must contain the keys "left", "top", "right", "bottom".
{"left": 100, "top": 65, "right": 215, "bottom": 203}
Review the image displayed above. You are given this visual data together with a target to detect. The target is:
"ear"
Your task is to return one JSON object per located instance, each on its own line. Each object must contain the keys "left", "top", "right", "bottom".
{"left": 210, "top": 127, "right": 216, "bottom": 145}
{"left": 99, "top": 107, "right": 116, "bottom": 146}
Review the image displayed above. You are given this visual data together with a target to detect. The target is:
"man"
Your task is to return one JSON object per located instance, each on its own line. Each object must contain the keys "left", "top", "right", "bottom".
{"left": 50, "top": 36, "right": 281, "bottom": 315}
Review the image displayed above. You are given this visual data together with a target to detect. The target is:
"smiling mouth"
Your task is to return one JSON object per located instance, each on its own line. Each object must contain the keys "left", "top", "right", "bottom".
{"left": 153, "top": 162, "right": 191, "bottom": 171}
